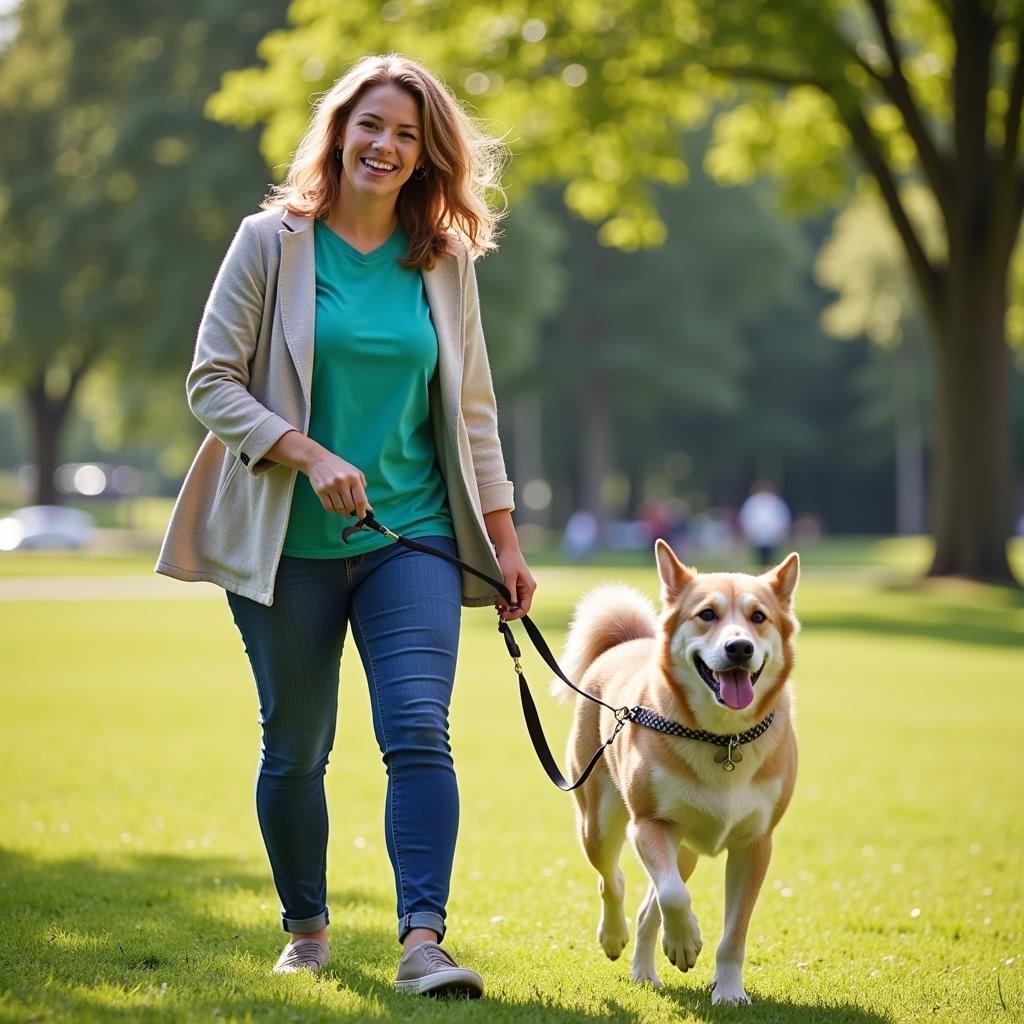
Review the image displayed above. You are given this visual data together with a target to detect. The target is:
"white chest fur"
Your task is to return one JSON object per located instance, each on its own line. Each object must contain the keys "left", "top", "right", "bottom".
{"left": 647, "top": 758, "right": 783, "bottom": 856}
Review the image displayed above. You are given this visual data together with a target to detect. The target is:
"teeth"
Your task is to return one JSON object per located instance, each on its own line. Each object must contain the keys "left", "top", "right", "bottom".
{"left": 363, "top": 158, "right": 395, "bottom": 171}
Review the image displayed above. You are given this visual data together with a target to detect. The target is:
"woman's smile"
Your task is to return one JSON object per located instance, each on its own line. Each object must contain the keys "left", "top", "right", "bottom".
{"left": 360, "top": 156, "right": 398, "bottom": 176}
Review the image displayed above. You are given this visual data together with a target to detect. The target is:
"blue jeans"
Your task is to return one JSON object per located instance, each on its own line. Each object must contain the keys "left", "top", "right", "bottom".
{"left": 226, "top": 537, "right": 461, "bottom": 942}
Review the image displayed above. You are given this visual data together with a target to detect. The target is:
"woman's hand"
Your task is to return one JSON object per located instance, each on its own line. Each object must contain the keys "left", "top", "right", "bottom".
{"left": 264, "top": 431, "right": 372, "bottom": 518}
{"left": 481, "top": 509, "right": 535, "bottom": 619}
{"left": 483, "top": 509, "right": 537, "bottom": 619}
{"left": 305, "top": 448, "right": 372, "bottom": 519}
{"left": 494, "top": 545, "right": 537, "bottom": 621}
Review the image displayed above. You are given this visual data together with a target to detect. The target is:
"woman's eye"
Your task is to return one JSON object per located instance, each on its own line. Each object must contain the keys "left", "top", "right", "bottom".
{"left": 360, "top": 121, "right": 378, "bottom": 129}
{"left": 698, "top": 609, "right": 717, "bottom": 622}
{"left": 751, "top": 610, "right": 766, "bottom": 624}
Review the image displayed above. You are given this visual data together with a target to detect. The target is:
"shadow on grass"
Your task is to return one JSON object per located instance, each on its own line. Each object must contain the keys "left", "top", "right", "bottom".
{"left": 0, "top": 846, "right": 894, "bottom": 1023}
{"left": 803, "top": 605, "right": 1024, "bottom": 650}
{"left": 659, "top": 986, "right": 896, "bottom": 1024}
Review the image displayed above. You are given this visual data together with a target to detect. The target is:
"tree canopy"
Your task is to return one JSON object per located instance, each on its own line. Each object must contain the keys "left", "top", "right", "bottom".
{"left": 213, "top": 0, "right": 1023, "bottom": 580}
{"left": 0, "top": 0, "right": 288, "bottom": 501}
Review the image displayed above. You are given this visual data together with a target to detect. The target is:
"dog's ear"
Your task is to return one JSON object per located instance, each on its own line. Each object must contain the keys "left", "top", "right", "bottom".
{"left": 765, "top": 552, "right": 800, "bottom": 607}
{"left": 655, "top": 539, "right": 695, "bottom": 604}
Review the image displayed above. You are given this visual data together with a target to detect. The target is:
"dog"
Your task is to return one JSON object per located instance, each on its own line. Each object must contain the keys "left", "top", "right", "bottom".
{"left": 560, "top": 540, "right": 800, "bottom": 1005}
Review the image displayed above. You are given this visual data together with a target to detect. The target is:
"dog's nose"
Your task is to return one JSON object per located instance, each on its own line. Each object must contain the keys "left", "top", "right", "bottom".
{"left": 725, "top": 638, "right": 754, "bottom": 663}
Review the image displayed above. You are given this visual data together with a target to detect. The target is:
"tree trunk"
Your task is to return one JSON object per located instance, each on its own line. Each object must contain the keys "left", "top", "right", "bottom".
{"left": 928, "top": 307, "right": 1015, "bottom": 581}
{"left": 894, "top": 337, "right": 925, "bottom": 536}
{"left": 25, "top": 375, "right": 75, "bottom": 507}
{"left": 925, "top": 4, "right": 1016, "bottom": 582}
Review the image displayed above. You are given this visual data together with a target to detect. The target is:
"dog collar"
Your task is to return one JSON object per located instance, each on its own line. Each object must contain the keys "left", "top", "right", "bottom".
{"left": 628, "top": 706, "right": 775, "bottom": 772}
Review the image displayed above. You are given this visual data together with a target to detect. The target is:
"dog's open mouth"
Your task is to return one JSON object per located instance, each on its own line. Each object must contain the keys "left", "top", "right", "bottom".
{"left": 695, "top": 655, "right": 766, "bottom": 711}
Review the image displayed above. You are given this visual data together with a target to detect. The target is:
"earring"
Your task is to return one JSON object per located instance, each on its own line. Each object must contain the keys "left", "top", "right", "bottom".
{"left": 412, "top": 165, "right": 427, "bottom": 181}
{"left": 334, "top": 147, "right": 342, "bottom": 161}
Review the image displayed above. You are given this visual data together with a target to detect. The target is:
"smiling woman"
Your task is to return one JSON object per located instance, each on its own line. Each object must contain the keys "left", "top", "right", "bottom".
{"left": 262, "top": 53, "right": 508, "bottom": 269}
{"left": 156, "top": 53, "right": 536, "bottom": 999}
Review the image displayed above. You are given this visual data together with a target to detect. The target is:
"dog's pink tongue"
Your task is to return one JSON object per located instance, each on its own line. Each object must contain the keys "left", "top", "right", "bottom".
{"left": 718, "top": 670, "right": 755, "bottom": 710}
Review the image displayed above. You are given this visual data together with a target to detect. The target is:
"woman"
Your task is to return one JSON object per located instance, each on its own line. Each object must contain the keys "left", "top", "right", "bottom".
{"left": 156, "top": 53, "right": 536, "bottom": 997}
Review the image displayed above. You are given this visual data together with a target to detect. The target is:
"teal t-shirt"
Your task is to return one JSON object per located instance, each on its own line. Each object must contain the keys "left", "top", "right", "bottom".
{"left": 282, "top": 221, "right": 454, "bottom": 557}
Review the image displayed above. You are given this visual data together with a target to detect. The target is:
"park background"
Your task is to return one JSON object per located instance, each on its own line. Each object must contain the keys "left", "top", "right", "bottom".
{"left": 1, "top": 1, "right": 1023, "bottom": 1022}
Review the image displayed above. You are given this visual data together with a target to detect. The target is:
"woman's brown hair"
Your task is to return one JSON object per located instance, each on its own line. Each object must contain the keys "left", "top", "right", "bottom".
{"left": 262, "top": 54, "right": 507, "bottom": 269}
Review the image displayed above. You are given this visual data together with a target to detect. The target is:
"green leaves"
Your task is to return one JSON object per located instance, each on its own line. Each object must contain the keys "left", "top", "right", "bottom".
{"left": 706, "top": 89, "right": 853, "bottom": 213}
{"left": 0, "top": 0, "right": 290, "bottom": 491}
{"left": 209, "top": 1, "right": 713, "bottom": 246}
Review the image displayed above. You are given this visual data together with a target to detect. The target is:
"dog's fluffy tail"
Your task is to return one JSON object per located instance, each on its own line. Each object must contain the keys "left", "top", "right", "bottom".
{"left": 549, "top": 584, "right": 658, "bottom": 702}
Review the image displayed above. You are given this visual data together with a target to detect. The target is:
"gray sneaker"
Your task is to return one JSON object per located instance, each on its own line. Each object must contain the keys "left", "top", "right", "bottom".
{"left": 394, "top": 941, "right": 484, "bottom": 998}
{"left": 272, "top": 938, "right": 329, "bottom": 974}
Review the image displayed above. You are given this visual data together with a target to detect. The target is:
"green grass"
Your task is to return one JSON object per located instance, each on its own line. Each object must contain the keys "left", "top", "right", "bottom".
{"left": 1, "top": 543, "right": 1022, "bottom": 1022}
{"left": 2, "top": 534, "right": 1021, "bottom": 578}
{"left": 0, "top": 551, "right": 159, "bottom": 576}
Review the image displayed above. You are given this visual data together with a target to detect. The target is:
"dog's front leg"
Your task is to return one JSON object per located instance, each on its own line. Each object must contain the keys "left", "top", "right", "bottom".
{"left": 629, "top": 817, "right": 702, "bottom": 973}
{"left": 713, "top": 834, "right": 772, "bottom": 1006}
{"left": 632, "top": 844, "right": 698, "bottom": 987}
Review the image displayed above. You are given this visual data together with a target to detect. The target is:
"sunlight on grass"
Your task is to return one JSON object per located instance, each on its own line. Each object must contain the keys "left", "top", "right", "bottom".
{"left": 1, "top": 542, "right": 1021, "bottom": 1022}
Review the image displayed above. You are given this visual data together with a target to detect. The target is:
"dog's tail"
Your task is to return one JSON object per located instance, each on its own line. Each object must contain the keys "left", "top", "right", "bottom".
{"left": 549, "top": 584, "right": 658, "bottom": 702}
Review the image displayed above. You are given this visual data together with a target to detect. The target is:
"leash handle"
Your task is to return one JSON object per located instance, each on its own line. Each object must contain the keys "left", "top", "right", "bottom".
{"left": 343, "top": 513, "right": 631, "bottom": 791}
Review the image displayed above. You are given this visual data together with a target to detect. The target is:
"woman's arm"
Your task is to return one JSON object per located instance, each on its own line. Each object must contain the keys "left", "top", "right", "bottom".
{"left": 484, "top": 508, "right": 536, "bottom": 619}
{"left": 458, "top": 253, "right": 537, "bottom": 617}
{"left": 458, "top": 254, "right": 515, "bottom": 512}
{"left": 186, "top": 217, "right": 295, "bottom": 477}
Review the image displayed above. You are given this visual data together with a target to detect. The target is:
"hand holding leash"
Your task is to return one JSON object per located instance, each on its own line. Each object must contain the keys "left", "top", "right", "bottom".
{"left": 304, "top": 446, "right": 373, "bottom": 519}
{"left": 494, "top": 546, "right": 536, "bottom": 621}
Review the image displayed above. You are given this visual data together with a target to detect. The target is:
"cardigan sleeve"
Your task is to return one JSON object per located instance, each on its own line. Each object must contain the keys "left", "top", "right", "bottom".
{"left": 186, "top": 217, "right": 294, "bottom": 476}
{"left": 460, "top": 251, "right": 515, "bottom": 514}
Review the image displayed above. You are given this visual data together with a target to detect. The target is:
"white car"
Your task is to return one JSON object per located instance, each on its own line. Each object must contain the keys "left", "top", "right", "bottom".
{"left": 0, "top": 505, "right": 95, "bottom": 551}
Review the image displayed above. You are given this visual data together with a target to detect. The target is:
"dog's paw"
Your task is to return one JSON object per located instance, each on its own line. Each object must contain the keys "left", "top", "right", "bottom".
{"left": 660, "top": 904, "right": 702, "bottom": 972}
{"left": 598, "top": 909, "right": 630, "bottom": 960}
{"left": 630, "top": 959, "right": 662, "bottom": 988}
{"left": 711, "top": 974, "right": 751, "bottom": 1006}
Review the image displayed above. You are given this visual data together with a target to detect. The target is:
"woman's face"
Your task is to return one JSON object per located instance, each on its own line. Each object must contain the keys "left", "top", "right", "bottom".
{"left": 337, "top": 83, "right": 424, "bottom": 204}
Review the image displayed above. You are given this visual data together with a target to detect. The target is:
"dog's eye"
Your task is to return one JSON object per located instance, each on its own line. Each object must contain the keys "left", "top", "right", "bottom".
{"left": 698, "top": 608, "right": 717, "bottom": 622}
{"left": 751, "top": 610, "right": 767, "bottom": 624}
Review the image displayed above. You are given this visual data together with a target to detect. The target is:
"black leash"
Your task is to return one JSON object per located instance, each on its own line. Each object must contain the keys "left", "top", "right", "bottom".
{"left": 342, "top": 513, "right": 628, "bottom": 791}
{"left": 342, "top": 514, "right": 775, "bottom": 788}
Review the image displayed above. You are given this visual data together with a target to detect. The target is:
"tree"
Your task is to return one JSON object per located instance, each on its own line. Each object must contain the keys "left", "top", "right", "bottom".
{"left": 699, "top": 0, "right": 1023, "bottom": 581}
{"left": 0, "top": 0, "right": 287, "bottom": 504}
{"left": 817, "top": 188, "right": 936, "bottom": 534}
{"left": 212, "top": 0, "right": 1023, "bottom": 581}
{"left": 534, "top": 168, "right": 811, "bottom": 535}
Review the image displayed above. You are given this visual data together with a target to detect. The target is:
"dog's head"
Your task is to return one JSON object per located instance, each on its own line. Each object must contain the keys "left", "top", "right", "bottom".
{"left": 654, "top": 540, "right": 800, "bottom": 726}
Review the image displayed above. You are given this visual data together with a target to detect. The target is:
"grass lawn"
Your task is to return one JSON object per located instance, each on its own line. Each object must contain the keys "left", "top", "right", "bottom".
{"left": 1, "top": 541, "right": 1022, "bottom": 1022}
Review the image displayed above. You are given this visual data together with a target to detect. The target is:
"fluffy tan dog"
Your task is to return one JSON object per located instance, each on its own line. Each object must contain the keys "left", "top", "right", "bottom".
{"left": 561, "top": 540, "right": 800, "bottom": 1005}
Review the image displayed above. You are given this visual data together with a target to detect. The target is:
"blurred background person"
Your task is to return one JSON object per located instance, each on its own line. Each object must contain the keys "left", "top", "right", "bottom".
{"left": 739, "top": 480, "right": 792, "bottom": 568}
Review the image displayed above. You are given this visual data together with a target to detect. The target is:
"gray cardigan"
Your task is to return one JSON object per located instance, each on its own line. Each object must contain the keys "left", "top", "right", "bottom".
{"left": 155, "top": 208, "right": 514, "bottom": 606}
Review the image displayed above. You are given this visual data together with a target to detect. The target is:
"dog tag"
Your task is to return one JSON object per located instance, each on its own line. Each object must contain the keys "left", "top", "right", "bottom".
{"left": 714, "top": 740, "right": 742, "bottom": 772}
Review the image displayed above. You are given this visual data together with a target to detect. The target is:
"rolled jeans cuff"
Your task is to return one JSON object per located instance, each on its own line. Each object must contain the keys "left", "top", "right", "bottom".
{"left": 399, "top": 911, "right": 446, "bottom": 943}
{"left": 282, "top": 909, "right": 329, "bottom": 934}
